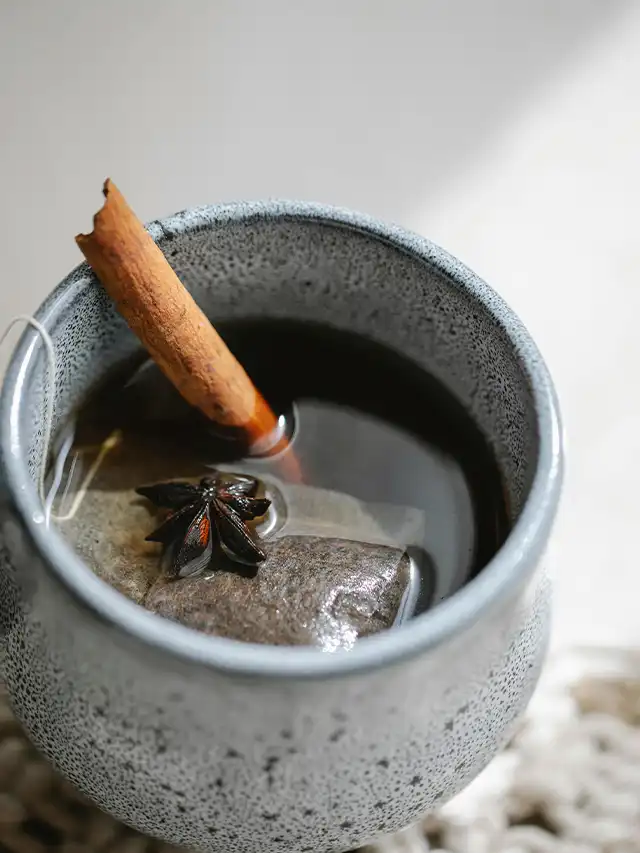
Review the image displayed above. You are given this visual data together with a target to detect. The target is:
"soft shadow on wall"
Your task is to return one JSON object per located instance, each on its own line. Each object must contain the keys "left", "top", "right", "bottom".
{"left": 0, "top": 0, "right": 632, "bottom": 330}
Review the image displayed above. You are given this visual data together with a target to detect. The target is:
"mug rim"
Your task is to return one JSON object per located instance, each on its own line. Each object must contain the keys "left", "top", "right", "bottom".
{"left": 0, "top": 200, "right": 563, "bottom": 679}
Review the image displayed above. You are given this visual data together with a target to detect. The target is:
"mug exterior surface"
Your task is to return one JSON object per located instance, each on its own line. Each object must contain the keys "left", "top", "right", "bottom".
{"left": 0, "top": 203, "right": 562, "bottom": 853}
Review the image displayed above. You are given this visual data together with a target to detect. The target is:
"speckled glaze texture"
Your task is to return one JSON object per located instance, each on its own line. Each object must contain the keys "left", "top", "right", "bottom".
{"left": 0, "top": 202, "right": 562, "bottom": 853}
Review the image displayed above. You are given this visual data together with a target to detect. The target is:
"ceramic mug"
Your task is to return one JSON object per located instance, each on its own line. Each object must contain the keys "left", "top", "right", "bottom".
{"left": 0, "top": 202, "right": 563, "bottom": 853}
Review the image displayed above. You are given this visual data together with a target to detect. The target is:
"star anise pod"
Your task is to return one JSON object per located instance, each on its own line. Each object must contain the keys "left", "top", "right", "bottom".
{"left": 136, "top": 474, "right": 270, "bottom": 578}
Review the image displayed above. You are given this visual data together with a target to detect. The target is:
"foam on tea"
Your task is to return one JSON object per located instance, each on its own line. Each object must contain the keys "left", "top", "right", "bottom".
{"left": 50, "top": 319, "right": 509, "bottom": 650}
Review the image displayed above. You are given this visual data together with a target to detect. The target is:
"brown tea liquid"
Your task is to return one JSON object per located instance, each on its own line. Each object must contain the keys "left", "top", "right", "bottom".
{"left": 51, "top": 319, "right": 509, "bottom": 628}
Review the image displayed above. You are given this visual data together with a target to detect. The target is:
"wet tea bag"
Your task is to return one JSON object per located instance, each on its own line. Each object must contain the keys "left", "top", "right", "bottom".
{"left": 144, "top": 476, "right": 427, "bottom": 650}
{"left": 55, "top": 419, "right": 429, "bottom": 648}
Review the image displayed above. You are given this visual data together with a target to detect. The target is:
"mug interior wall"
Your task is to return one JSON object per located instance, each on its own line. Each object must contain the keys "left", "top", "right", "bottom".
{"left": 19, "top": 217, "right": 538, "bottom": 521}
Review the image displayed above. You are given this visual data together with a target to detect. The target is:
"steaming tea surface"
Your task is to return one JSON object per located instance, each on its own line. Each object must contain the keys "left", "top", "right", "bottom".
{"left": 52, "top": 319, "right": 509, "bottom": 648}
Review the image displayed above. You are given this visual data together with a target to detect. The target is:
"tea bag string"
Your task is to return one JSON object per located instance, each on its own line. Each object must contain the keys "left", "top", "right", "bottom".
{"left": 49, "top": 429, "right": 121, "bottom": 524}
{"left": 0, "top": 315, "right": 119, "bottom": 528}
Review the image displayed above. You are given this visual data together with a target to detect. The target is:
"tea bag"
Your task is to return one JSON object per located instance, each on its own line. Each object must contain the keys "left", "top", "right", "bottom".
{"left": 57, "top": 433, "right": 427, "bottom": 648}
{"left": 144, "top": 477, "right": 427, "bottom": 650}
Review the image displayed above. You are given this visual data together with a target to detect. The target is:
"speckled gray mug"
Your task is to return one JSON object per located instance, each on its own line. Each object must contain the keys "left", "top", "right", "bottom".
{"left": 0, "top": 203, "right": 563, "bottom": 853}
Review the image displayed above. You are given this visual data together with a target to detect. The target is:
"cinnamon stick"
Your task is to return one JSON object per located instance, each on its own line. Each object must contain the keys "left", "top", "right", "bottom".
{"left": 76, "top": 179, "right": 296, "bottom": 467}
